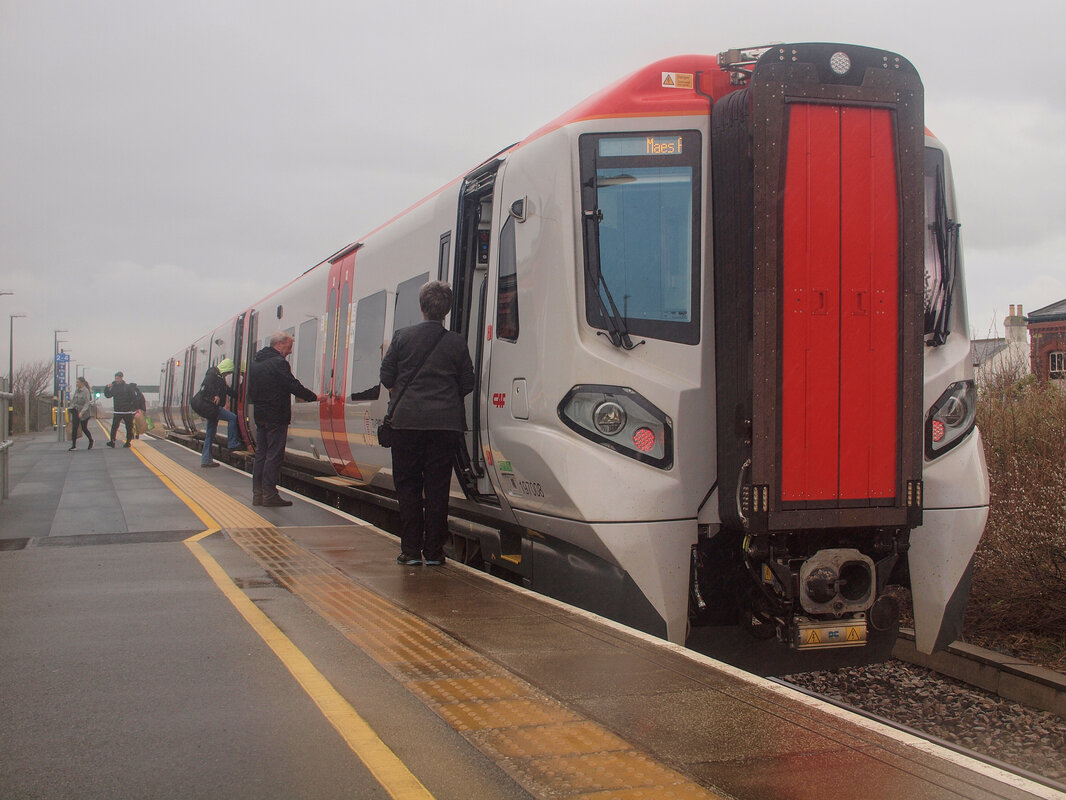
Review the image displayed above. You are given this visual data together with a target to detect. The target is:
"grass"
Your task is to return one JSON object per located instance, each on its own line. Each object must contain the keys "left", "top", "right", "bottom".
{"left": 963, "top": 372, "right": 1066, "bottom": 671}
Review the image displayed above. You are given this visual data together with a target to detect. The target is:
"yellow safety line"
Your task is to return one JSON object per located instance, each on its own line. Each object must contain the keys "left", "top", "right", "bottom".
{"left": 127, "top": 439, "right": 435, "bottom": 800}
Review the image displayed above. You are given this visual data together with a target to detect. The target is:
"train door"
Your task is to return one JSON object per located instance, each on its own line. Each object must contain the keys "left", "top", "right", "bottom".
{"left": 162, "top": 358, "right": 177, "bottom": 429}
{"left": 320, "top": 245, "right": 362, "bottom": 478}
{"left": 452, "top": 162, "right": 501, "bottom": 503}
{"left": 243, "top": 310, "right": 259, "bottom": 446}
{"left": 231, "top": 313, "right": 247, "bottom": 442}
{"left": 179, "top": 345, "right": 197, "bottom": 431}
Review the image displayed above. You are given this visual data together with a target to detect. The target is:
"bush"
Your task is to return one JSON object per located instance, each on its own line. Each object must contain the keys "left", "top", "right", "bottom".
{"left": 965, "top": 372, "right": 1066, "bottom": 669}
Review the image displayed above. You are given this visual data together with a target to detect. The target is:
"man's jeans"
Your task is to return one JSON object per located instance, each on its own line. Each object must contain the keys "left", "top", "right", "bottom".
{"left": 201, "top": 406, "right": 242, "bottom": 465}
{"left": 252, "top": 422, "right": 288, "bottom": 500}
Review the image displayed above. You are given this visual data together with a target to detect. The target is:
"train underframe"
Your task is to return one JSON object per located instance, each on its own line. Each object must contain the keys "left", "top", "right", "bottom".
{"left": 691, "top": 524, "right": 910, "bottom": 656}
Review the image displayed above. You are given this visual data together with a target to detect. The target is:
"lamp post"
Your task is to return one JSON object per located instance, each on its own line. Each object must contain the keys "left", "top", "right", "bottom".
{"left": 7, "top": 314, "right": 25, "bottom": 430}
{"left": 2, "top": 292, "right": 13, "bottom": 391}
{"left": 9, "top": 313, "right": 26, "bottom": 393}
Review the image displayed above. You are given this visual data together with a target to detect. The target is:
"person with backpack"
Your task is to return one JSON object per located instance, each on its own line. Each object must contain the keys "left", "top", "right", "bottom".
{"left": 192, "top": 358, "right": 243, "bottom": 468}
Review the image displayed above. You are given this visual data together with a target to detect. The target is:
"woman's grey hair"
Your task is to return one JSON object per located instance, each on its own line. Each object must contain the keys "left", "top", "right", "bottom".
{"left": 419, "top": 281, "right": 453, "bottom": 321}
{"left": 269, "top": 330, "right": 294, "bottom": 347}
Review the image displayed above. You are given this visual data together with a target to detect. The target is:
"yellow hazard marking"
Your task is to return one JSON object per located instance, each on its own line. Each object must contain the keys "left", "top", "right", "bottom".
{"left": 806, "top": 629, "right": 822, "bottom": 645}
{"left": 128, "top": 441, "right": 435, "bottom": 800}
{"left": 131, "top": 437, "right": 725, "bottom": 800}
{"left": 847, "top": 627, "right": 862, "bottom": 642}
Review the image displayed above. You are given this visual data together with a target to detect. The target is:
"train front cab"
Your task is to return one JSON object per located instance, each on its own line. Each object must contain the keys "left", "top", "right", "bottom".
{"left": 701, "top": 44, "right": 987, "bottom": 661}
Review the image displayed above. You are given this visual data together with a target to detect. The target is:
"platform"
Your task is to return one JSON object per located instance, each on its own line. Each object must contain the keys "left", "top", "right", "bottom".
{"left": 1, "top": 428, "right": 1059, "bottom": 800}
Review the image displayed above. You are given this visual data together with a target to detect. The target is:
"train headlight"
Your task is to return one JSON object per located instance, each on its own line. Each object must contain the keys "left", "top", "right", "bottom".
{"left": 559, "top": 385, "right": 673, "bottom": 469}
{"left": 592, "top": 400, "right": 627, "bottom": 435}
{"left": 925, "top": 380, "right": 977, "bottom": 459}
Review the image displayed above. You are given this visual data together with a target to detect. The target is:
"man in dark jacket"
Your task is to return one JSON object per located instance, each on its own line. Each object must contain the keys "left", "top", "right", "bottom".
{"left": 247, "top": 331, "right": 317, "bottom": 506}
{"left": 104, "top": 371, "right": 137, "bottom": 448}
{"left": 380, "top": 281, "right": 475, "bottom": 565}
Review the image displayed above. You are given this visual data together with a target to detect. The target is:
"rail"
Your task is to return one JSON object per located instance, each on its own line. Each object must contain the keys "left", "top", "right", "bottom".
{"left": 1, "top": 390, "right": 12, "bottom": 501}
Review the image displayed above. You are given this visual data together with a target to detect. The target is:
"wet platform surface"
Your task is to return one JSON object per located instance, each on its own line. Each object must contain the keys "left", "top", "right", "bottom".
{"left": 1, "top": 428, "right": 1059, "bottom": 799}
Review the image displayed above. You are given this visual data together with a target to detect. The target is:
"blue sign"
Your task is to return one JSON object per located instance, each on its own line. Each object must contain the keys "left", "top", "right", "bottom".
{"left": 55, "top": 353, "right": 70, "bottom": 363}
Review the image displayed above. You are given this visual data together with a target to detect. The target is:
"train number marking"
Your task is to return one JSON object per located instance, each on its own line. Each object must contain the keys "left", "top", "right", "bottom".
{"left": 515, "top": 480, "right": 544, "bottom": 498}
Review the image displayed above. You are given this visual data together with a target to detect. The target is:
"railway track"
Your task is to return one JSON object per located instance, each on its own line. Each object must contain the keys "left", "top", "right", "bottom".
{"left": 776, "top": 674, "right": 1066, "bottom": 795}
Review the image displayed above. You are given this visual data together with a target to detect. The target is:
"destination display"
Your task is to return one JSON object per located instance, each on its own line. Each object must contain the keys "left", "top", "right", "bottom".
{"left": 599, "top": 135, "right": 685, "bottom": 158}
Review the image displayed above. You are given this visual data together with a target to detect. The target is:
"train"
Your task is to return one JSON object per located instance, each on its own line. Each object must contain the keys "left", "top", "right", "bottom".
{"left": 162, "top": 43, "right": 989, "bottom": 669}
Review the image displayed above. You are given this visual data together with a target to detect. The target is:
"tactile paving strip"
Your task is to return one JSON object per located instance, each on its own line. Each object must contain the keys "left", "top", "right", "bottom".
{"left": 136, "top": 442, "right": 723, "bottom": 799}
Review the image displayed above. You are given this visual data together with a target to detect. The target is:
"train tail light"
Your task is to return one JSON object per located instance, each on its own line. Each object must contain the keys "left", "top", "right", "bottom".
{"left": 925, "top": 380, "right": 977, "bottom": 458}
{"left": 558, "top": 385, "right": 673, "bottom": 469}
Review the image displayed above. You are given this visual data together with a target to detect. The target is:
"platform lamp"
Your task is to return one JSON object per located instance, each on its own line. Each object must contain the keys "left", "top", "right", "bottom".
{"left": 2, "top": 292, "right": 13, "bottom": 390}
{"left": 9, "top": 313, "right": 26, "bottom": 390}
{"left": 8, "top": 314, "right": 25, "bottom": 430}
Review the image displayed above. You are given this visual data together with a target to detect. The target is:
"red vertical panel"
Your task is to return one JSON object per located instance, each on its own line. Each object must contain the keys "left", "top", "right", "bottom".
{"left": 319, "top": 256, "right": 363, "bottom": 480}
{"left": 839, "top": 108, "right": 898, "bottom": 499}
{"left": 781, "top": 104, "right": 841, "bottom": 502}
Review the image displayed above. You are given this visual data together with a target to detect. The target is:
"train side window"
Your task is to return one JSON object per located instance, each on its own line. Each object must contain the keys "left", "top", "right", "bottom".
{"left": 350, "top": 291, "right": 387, "bottom": 401}
{"left": 438, "top": 233, "right": 451, "bottom": 282}
{"left": 394, "top": 272, "right": 430, "bottom": 332}
{"left": 296, "top": 318, "right": 318, "bottom": 388}
{"left": 496, "top": 215, "right": 519, "bottom": 341}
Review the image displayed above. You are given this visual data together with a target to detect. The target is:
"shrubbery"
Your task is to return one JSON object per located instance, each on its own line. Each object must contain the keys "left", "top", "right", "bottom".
{"left": 965, "top": 373, "right": 1066, "bottom": 669}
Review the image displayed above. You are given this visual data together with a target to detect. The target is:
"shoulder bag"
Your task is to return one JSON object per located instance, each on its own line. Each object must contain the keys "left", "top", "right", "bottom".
{"left": 378, "top": 327, "right": 446, "bottom": 448}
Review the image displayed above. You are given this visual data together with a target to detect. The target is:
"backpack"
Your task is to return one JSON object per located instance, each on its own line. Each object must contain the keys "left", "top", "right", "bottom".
{"left": 190, "top": 387, "right": 219, "bottom": 421}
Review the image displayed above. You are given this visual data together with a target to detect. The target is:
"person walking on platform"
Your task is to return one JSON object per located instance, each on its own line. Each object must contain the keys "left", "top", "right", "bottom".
{"left": 380, "top": 280, "right": 474, "bottom": 566}
{"left": 195, "top": 358, "right": 243, "bottom": 468}
{"left": 68, "top": 376, "right": 95, "bottom": 450}
{"left": 247, "top": 332, "right": 317, "bottom": 506}
{"left": 104, "top": 371, "right": 136, "bottom": 448}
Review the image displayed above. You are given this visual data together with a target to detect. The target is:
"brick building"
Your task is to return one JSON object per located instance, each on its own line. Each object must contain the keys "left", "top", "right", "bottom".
{"left": 1027, "top": 299, "right": 1066, "bottom": 382}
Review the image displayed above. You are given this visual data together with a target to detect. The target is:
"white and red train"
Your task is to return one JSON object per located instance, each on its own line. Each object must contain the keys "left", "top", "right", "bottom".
{"left": 162, "top": 43, "right": 988, "bottom": 665}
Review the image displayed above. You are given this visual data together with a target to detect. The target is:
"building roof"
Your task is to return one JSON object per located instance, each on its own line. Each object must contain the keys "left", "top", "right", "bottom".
{"left": 971, "top": 338, "right": 1008, "bottom": 367}
{"left": 1027, "top": 298, "right": 1066, "bottom": 323}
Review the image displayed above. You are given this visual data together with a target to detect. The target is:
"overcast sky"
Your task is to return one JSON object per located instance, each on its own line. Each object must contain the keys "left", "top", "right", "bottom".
{"left": 2, "top": 0, "right": 1063, "bottom": 390}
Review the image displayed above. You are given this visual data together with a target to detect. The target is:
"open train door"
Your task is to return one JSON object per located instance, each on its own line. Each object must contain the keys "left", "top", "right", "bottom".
{"left": 451, "top": 161, "right": 502, "bottom": 504}
{"left": 242, "top": 310, "right": 259, "bottom": 447}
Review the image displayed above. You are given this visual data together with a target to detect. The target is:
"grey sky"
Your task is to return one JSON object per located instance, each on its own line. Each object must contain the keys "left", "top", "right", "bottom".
{"left": 2, "top": 0, "right": 1063, "bottom": 389}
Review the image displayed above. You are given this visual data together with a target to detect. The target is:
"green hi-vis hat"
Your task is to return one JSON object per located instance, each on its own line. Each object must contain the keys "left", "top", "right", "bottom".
{"left": 217, "top": 358, "right": 235, "bottom": 374}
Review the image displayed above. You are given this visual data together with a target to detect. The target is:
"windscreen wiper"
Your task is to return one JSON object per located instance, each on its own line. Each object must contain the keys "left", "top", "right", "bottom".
{"left": 582, "top": 208, "right": 644, "bottom": 351}
{"left": 929, "top": 165, "right": 960, "bottom": 347}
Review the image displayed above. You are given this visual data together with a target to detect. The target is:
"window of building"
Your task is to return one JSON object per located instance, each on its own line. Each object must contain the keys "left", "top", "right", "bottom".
{"left": 1050, "top": 350, "right": 1065, "bottom": 379}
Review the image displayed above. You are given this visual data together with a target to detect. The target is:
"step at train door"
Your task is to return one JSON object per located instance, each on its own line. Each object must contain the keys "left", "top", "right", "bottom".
{"left": 451, "top": 162, "right": 501, "bottom": 503}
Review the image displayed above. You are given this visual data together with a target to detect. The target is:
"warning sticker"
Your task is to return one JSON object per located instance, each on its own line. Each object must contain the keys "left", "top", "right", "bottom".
{"left": 662, "top": 72, "right": 694, "bottom": 90}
